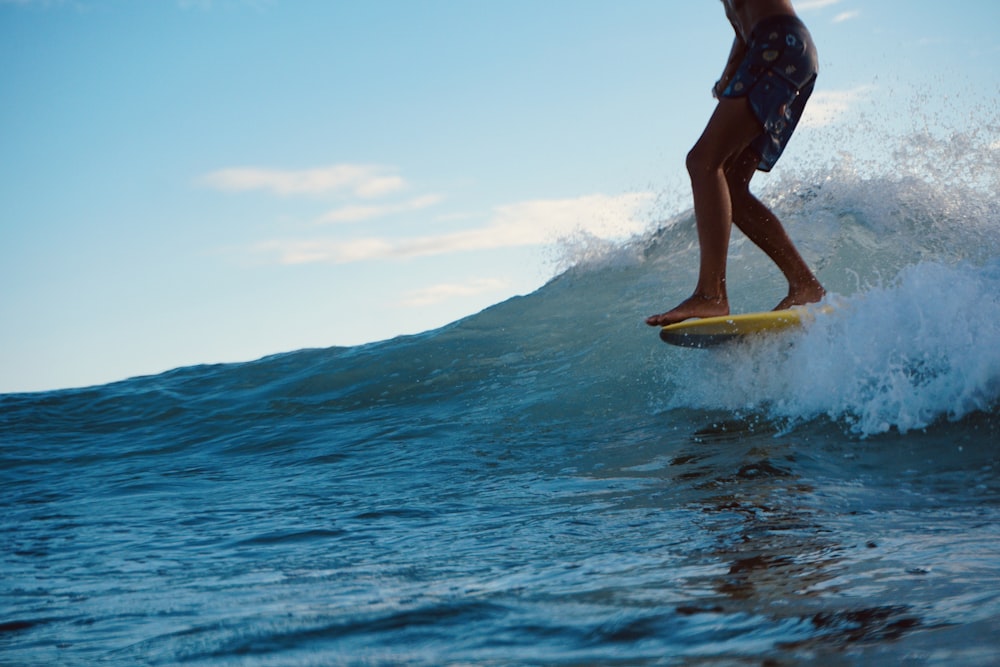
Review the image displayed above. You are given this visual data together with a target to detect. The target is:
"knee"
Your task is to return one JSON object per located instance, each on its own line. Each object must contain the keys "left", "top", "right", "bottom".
{"left": 686, "top": 142, "right": 723, "bottom": 179}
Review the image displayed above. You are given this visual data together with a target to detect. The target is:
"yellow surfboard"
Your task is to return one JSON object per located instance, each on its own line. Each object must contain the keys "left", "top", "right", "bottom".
{"left": 659, "top": 306, "right": 829, "bottom": 348}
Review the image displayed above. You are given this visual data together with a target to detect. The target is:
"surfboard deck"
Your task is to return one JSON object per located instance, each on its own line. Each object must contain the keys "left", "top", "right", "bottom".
{"left": 659, "top": 306, "right": 827, "bottom": 348}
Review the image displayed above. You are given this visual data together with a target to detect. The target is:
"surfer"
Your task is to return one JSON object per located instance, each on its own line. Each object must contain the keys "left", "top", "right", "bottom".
{"left": 646, "top": 0, "right": 826, "bottom": 327}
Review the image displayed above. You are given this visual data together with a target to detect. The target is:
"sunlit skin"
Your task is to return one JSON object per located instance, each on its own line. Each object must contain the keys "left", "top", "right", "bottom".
{"left": 646, "top": 0, "right": 825, "bottom": 327}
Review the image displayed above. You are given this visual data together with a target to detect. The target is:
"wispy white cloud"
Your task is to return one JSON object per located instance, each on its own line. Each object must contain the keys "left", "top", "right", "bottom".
{"left": 254, "top": 192, "right": 655, "bottom": 265}
{"left": 801, "top": 85, "right": 872, "bottom": 128}
{"left": 795, "top": 0, "right": 841, "bottom": 11}
{"left": 201, "top": 164, "right": 406, "bottom": 198}
{"left": 399, "top": 278, "right": 509, "bottom": 307}
{"left": 833, "top": 10, "right": 861, "bottom": 23}
{"left": 317, "top": 194, "right": 443, "bottom": 224}
{"left": 489, "top": 193, "right": 654, "bottom": 242}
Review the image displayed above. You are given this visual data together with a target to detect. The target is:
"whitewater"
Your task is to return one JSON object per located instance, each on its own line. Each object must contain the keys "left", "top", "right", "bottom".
{"left": 3, "top": 128, "right": 1000, "bottom": 665}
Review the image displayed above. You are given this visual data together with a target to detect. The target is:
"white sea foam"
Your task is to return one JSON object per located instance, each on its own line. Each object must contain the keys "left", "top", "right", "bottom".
{"left": 672, "top": 261, "right": 1000, "bottom": 436}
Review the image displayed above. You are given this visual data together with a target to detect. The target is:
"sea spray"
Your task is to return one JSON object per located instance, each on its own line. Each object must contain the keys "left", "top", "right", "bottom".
{"left": 670, "top": 261, "right": 1000, "bottom": 436}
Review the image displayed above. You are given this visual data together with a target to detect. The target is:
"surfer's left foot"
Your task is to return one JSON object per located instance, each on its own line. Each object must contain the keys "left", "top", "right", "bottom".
{"left": 774, "top": 282, "right": 826, "bottom": 311}
{"left": 646, "top": 293, "right": 729, "bottom": 327}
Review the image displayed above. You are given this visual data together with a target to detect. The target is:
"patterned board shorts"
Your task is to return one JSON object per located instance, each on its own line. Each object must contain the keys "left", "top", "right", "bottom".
{"left": 722, "top": 14, "right": 819, "bottom": 171}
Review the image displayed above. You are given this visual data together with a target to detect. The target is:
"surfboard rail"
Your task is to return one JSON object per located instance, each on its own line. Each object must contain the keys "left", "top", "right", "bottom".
{"left": 659, "top": 306, "right": 831, "bottom": 348}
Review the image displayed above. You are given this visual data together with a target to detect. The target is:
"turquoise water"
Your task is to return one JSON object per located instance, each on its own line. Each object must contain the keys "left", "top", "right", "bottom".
{"left": 3, "top": 154, "right": 1000, "bottom": 665}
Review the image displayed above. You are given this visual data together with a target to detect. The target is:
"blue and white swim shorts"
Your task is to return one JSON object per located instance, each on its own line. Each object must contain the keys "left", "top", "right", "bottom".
{"left": 722, "top": 14, "right": 818, "bottom": 171}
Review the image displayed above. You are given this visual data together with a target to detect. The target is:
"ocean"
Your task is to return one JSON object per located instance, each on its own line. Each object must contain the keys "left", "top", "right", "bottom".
{"left": 3, "top": 147, "right": 1000, "bottom": 665}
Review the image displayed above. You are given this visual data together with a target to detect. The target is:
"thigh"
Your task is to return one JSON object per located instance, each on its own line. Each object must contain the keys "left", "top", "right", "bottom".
{"left": 724, "top": 145, "right": 761, "bottom": 192}
{"left": 691, "top": 96, "right": 766, "bottom": 169}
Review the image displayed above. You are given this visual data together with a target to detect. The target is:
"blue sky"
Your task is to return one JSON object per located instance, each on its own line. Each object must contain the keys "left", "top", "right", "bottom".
{"left": 2, "top": 0, "right": 998, "bottom": 393}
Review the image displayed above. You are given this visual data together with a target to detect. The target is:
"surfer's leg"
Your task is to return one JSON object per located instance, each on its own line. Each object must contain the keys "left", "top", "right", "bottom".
{"left": 726, "top": 147, "right": 825, "bottom": 310}
{"left": 646, "top": 97, "right": 762, "bottom": 327}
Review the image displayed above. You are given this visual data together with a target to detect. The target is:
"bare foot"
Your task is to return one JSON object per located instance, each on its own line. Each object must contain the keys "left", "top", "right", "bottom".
{"left": 646, "top": 293, "right": 729, "bottom": 327}
{"left": 774, "top": 282, "right": 826, "bottom": 311}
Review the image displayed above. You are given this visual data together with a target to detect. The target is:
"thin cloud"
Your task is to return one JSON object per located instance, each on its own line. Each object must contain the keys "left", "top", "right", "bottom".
{"left": 833, "top": 10, "right": 861, "bottom": 23}
{"left": 317, "top": 194, "right": 444, "bottom": 224}
{"left": 801, "top": 85, "right": 872, "bottom": 128}
{"left": 254, "top": 192, "right": 655, "bottom": 265}
{"left": 795, "top": 0, "right": 841, "bottom": 10}
{"left": 201, "top": 164, "right": 406, "bottom": 198}
{"left": 399, "top": 279, "right": 509, "bottom": 308}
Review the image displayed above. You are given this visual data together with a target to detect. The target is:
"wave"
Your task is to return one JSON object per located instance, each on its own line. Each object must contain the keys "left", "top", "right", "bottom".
{"left": 506, "top": 139, "right": 1000, "bottom": 437}
{"left": 3, "top": 134, "right": 999, "bottom": 446}
{"left": 569, "top": 164, "right": 1000, "bottom": 437}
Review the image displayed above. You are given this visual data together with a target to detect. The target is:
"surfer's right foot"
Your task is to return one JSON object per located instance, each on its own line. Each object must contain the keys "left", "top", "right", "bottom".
{"left": 645, "top": 293, "right": 729, "bottom": 327}
{"left": 774, "top": 281, "right": 826, "bottom": 311}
